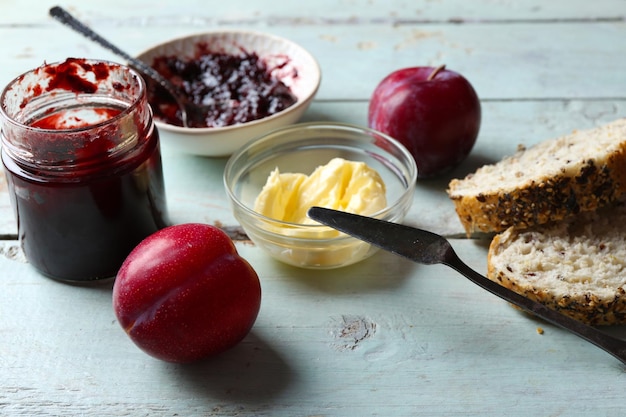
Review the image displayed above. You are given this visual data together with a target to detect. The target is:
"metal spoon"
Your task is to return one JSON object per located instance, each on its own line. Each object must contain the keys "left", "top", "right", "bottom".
{"left": 49, "top": 6, "right": 192, "bottom": 127}
{"left": 308, "top": 206, "right": 626, "bottom": 366}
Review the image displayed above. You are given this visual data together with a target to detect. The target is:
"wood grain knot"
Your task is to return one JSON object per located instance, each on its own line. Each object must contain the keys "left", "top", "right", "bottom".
{"left": 0, "top": 244, "right": 26, "bottom": 262}
{"left": 329, "top": 315, "right": 376, "bottom": 351}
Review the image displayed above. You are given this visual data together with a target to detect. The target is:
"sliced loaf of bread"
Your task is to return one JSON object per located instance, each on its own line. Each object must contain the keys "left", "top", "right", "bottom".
{"left": 447, "top": 118, "right": 626, "bottom": 235}
{"left": 487, "top": 199, "right": 626, "bottom": 325}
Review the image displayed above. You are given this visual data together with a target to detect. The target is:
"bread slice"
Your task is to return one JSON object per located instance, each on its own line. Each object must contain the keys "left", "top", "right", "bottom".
{"left": 487, "top": 200, "right": 626, "bottom": 325}
{"left": 447, "top": 118, "right": 626, "bottom": 235}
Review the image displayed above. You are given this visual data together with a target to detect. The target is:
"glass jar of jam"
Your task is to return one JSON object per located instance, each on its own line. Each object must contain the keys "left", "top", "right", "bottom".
{"left": 0, "top": 58, "right": 169, "bottom": 282}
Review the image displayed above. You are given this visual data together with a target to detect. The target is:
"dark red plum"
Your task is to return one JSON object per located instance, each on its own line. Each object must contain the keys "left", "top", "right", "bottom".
{"left": 368, "top": 65, "right": 481, "bottom": 178}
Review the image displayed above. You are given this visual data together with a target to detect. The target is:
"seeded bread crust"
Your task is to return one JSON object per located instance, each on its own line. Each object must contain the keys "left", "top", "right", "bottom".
{"left": 487, "top": 200, "right": 626, "bottom": 326}
{"left": 447, "top": 118, "right": 626, "bottom": 235}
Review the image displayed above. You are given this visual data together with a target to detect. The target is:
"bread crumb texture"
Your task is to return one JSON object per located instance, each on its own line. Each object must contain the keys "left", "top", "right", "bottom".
{"left": 448, "top": 118, "right": 626, "bottom": 235}
{"left": 487, "top": 201, "right": 626, "bottom": 325}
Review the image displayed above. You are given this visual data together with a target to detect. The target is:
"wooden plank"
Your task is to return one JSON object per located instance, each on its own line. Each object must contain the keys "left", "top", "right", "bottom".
{"left": 1, "top": 238, "right": 625, "bottom": 416}
{"left": 2, "top": 0, "right": 625, "bottom": 24}
{"left": 2, "top": 21, "right": 626, "bottom": 100}
{"left": 0, "top": 99, "right": 624, "bottom": 237}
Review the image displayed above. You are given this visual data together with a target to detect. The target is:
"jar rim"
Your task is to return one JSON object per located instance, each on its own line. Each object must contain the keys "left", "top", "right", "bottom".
{"left": 0, "top": 58, "right": 146, "bottom": 132}
{"left": 0, "top": 58, "right": 153, "bottom": 170}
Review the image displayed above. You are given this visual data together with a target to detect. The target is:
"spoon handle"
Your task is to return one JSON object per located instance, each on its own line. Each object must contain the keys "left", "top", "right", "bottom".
{"left": 48, "top": 6, "right": 189, "bottom": 125}
{"left": 444, "top": 247, "right": 626, "bottom": 365}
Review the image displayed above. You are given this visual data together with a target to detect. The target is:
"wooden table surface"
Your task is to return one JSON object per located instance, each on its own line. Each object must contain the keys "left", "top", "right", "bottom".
{"left": 2, "top": 1, "right": 626, "bottom": 416}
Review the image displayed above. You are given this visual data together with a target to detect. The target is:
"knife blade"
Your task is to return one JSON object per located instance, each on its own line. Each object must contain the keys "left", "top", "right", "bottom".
{"left": 308, "top": 206, "right": 450, "bottom": 265}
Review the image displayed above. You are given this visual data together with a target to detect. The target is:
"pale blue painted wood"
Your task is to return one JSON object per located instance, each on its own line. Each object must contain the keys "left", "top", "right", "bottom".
{"left": 2, "top": 22, "right": 626, "bottom": 100}
{"left": 2, "top": 0, "right": 625, "bottom": 24}
{"left": 1, "top": 1, "right": 626, "bottom": 416}
{"left": 1, "top": 239, "right": 625, "bottom": 416}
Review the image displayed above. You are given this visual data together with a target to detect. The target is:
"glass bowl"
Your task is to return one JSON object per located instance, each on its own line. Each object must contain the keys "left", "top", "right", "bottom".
{"left": 224, "top": 122, "right": 417, "bottom": 269}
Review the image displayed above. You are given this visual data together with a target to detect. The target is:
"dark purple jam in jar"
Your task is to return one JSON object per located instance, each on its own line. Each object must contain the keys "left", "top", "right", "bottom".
{"left": 147, "top": 45, "right": 297, "bottom": 128}
{"left": 0, "top": 58, "right": 169, "bottom": 282}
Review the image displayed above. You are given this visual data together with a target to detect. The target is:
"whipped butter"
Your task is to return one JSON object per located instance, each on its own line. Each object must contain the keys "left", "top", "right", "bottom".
{"left": 252, "top": 158, "right": 388, "bottom": 268}
{"left": 254, "top": 157, "right": 387, "bottom": 224}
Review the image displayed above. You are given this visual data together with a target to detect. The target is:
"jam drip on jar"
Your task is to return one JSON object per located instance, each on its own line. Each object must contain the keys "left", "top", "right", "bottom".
{"left": 147, "top": 48, "right": 298, "bottom": 128}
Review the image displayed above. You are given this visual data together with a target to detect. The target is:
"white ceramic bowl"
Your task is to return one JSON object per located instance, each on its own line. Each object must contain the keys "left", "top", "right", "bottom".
{"left": 224, "top": 122, "right": 418, "bottom": 269}
{"left": 136, "top": 30, "right": 321, "bottom": 156}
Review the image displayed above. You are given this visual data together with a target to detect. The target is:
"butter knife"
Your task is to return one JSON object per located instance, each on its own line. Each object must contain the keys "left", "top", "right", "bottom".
{"left": 307, "top": 206, "right": 626, "bottom": 365}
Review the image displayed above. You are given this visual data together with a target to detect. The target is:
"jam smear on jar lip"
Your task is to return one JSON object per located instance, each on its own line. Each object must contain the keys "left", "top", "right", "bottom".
{"left": 43, "top": 58, "right": 108, "bottom": 94}
{"left": 146, "top": 45, "right": 298, "bottom": 128}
